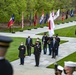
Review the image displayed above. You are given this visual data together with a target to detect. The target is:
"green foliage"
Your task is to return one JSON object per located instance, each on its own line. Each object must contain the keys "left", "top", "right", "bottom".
{"left": 0, "top": 0, "right": 26, "bottom": 22}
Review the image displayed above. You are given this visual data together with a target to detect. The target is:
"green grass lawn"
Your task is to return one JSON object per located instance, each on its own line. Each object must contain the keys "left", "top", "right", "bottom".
{"left": 47, "top": 52, "right": 76, "bottom": 69}
{"left": 55, "top": 26, "right": 76, "bottom": 37}
{"left": 38, "top": 26, "right": 76, "bottom": 38}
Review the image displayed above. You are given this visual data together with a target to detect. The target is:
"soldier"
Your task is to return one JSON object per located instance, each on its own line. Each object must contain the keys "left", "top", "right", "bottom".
{"left": 0, "top": 35, "right": 13, "bottom": 75}
{"left": 54, "top": 63, "right": 64, "bottom": 75}
{"left": 33, "top": 41, "right": 41, "bottom": 67}
{"left": 64, "top": 61, "right": 76, "bottom": 75}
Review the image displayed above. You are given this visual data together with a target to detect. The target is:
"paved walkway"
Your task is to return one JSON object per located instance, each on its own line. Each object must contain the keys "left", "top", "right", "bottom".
{"left": 0, "top": 21, "right": 76, "bottom": 75}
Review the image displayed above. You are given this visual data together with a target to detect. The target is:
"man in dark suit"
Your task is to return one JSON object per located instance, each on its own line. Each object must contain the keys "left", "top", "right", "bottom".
{"left": 26, "top": 36, "right": 33, "bottom": 56}
{"left": 33, "top": 41, "right": 41, "bottom": 67}
{"left": 18, "top": 42, "right": 26, "bottom": 65}
{"left": 0, "top": 35, "right": 13, "bottom": 75}
{"left": 55, "top": 34, "right": 60, "bottom": 56}
{"left": 51, "top": 37, "right": 58, "bottom": 58}
{"left": 42, "top": 32, "right": 48, "bottom": 54}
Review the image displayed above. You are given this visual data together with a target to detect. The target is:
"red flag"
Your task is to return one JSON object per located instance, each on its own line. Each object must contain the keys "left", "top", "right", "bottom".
{"left": 34, "top": 12, "right": 37, "bottom": 26}
{"left": 8, "top": 15, "right": 14, "bottom": 28}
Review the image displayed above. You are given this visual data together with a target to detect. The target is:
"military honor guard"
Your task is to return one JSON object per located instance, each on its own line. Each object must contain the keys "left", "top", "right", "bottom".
{"left": 64, "top": 61, "right": 76, "bottom": 75}
{"left": 54, "top": 64, "right": 64, "bottom": 75}
{"left": 0, "top": 35, "right": 13, "bottom": 75}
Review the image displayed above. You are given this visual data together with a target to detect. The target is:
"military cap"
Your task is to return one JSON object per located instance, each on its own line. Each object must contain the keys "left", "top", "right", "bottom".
{"left": 57, "top": 65, "right": 64, "bottom": 71}
{"left": 0, "top": 35, "right": 13, "bottom": 47}
{"left": 64, "top": 61, "right": 76, "bottom": 67}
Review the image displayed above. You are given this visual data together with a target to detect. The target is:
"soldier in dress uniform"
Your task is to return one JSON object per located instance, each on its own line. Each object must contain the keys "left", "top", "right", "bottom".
{"left": 54, "top": 63, "right": 64, "bottom": 75}
{"left": 0, "top": 35, "right": 13, "bottom": 75}
{"left": 64, "top": 61, "right": 76, "bottom": 75}
{"left": 32, "top": 41, "right": 41, "bottom": 67}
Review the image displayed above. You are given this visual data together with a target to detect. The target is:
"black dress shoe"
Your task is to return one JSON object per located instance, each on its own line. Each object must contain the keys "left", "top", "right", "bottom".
{"left": 35, "top": 65, "right": 39, "bottom": 67}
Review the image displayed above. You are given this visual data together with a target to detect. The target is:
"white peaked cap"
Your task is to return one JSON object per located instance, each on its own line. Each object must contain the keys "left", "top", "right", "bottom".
{"left": 57, "top": 65, "right": 64, "bottom": 71}
{"left": 36, "top": 39, "right": 39, "bottom": 41}
{"left": 64, "top": 61, "right": 76, "bottom": 67}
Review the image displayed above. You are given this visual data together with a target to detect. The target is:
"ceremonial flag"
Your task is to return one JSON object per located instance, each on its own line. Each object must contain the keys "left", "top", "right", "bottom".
{"left": 54, "top": 9, "right": 60, "bottom": 20}
{"left": 44, "top": 13, "right": 49, "bottom": 23}
{"left": 48, "top": 13, "right": 55, "bottom": 37}
{"left": 34, "top": 12, "right": 37, "bottom": 26}
{"left": 21, "top": 12, "right": 24, "bottom": 29}
{"left": 8, "top": 14, "right": 14, "bottom": 28}
{"left": 39, "top": 11, "right": 44, "bottom": 24}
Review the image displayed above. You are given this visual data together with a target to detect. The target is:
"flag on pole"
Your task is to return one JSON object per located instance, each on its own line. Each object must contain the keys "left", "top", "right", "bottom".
{"left": 52, "top": 10, "right": 54, "bottom": 18}
{"left": 54, "top": 9, "right": 60, "bottom": 20}
{"left": 21, "top": 12, "right": 24, "bottom": 29}
{"left": 44, "top": 13, "right": 49, "bottom": 23}
{"left": 34, "top": 12, "right": 37, "bottom": 26}
{"left": 8, "top": 14, "right": 14, "bottom": 28}
{"left": 39, "top": 11, "right": 44, "bottom": 24}
{"left": 48, "top": 13, "right": 55, "bottom": 37}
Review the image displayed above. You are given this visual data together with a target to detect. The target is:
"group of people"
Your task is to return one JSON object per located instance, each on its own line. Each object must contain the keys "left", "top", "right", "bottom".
{"left": 0, "top": 35, "right": 76, "bottom": 75}
{"left": 18, "top": 32, "right": 60, "bottom": 67}
{"left": 42, "top": 33, "right": 60, "bottom": 58}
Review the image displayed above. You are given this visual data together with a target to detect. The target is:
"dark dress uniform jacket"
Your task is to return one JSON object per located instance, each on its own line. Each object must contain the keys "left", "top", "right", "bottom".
{"left": 0, "top": 59, "right": 13, "bottom": 75}
{"left": 18, "top": 45, "right": 26, "bottom": 58}
{"left": 34, "top": 44, "right": 41, "bottom": 55}
{"left": 33, "top": 44, "right": 41, "bottom": 66}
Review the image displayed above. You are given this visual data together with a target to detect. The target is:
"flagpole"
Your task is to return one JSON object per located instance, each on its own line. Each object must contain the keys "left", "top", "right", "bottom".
{"left": 12, "top": 24, "right": 15, "bottom": 33}
{"left": 20, "top": 12, "right": 24, "bottom": 32}
{"left": 10, "top": 27, "right": 12, "bottom": 32}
